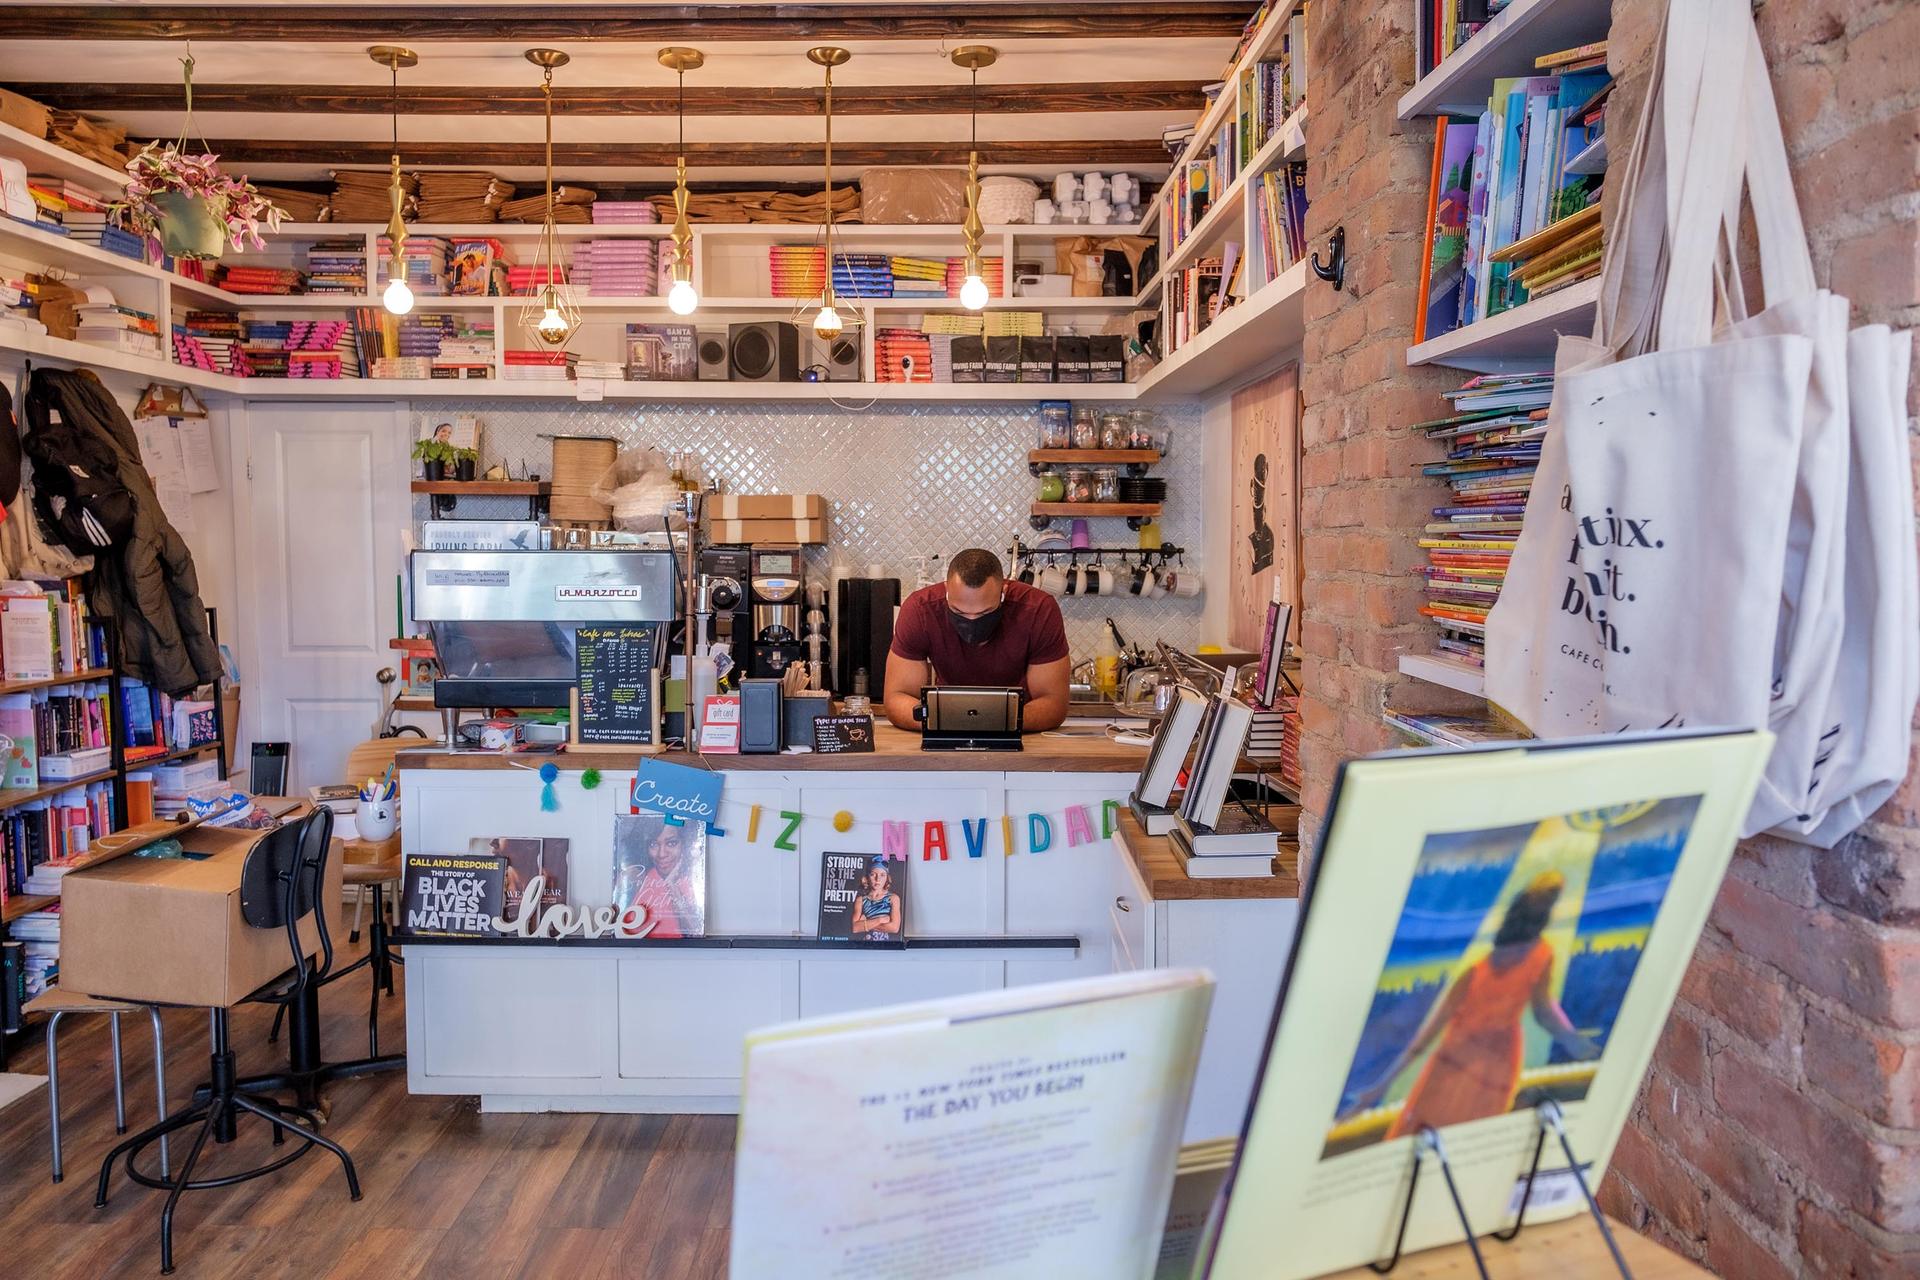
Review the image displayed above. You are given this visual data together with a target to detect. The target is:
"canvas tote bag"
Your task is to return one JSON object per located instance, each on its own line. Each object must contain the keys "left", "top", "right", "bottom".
{"left": 1484, "top": 0, "right": 1823, "bottom": 826}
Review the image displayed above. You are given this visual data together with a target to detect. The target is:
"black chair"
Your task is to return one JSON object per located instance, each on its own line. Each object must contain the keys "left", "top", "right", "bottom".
{"left": 94, "top": 810, "right": 362, "bottom": 1274}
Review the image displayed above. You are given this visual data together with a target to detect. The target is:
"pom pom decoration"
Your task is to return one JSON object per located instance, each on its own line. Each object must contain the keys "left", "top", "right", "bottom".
{"left": 833, "top": 810, "right": 855, "bottom": 833}
{"left": 539, "top": 760, "right": 560, "bottom": 812}
{"left": 580, "top": 767, "right": 602, "bottom": 790}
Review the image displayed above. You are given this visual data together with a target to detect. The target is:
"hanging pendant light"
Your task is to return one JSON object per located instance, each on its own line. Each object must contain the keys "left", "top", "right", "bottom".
{"left": 658, "top": 47, "right": 704, "bottom": 317}
{"left": 520, "top": 48, "right": 581, "bottom": 348}
{"left": 808, "top": 46, "right": 851, "bottom": 339}
{"left": 951, "top": 45, "right": 997, "bottom": 312}
{"left": 369, "top": 46, "right": 418, "bottom": 315}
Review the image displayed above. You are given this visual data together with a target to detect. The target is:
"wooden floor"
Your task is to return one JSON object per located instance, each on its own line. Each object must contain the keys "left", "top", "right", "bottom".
{"left": 0, "top": 938, "right": 735, "bottom": 1279}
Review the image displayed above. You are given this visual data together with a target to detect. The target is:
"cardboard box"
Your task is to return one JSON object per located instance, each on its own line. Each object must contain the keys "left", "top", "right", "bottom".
{"left": 709, "top": 517, "right": 828, "bottom": 545}
{"left": 0, "top": 88, "right": 51, "bottom": 140}
{"left": 707, "top": 493, "right": 828, "bottom": 521}
{"left": 60, "top": 821, "right": 343, "bottom": 1008}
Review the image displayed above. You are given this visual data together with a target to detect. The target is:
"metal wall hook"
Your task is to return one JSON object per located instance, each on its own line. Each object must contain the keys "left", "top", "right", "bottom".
{"left": 1310, "top": 225, "right": 1346, "bottom": 291}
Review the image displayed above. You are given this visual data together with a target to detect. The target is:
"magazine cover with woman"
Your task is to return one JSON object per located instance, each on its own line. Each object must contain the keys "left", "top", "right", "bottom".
{"left": 611, "top": 812, "right": 708, "bottom": 938}
{"left": 817, "top": 852, "right": 907, "bottom": 942}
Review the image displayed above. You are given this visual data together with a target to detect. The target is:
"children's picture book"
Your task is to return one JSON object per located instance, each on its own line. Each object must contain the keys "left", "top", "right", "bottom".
{"left": 625, "top": 323, "right": 697, "bottom": 380}
{"left": 1197, "top": 728, "right": 1772, "bottom": 1279}
{"left": 611, "top": 811, "right": 707, "bottom": 939}
{"left": 470, "top": 836, "right": 569, "bottom": 920}
{"left": 731, "top": 969, "right": 1214, "bottom": 1279}
{"left": 817, "top": 850, "right": 907, "bottom": 942}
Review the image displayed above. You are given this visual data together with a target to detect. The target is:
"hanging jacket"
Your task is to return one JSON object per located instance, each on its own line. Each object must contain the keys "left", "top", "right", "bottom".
{"left": 21, "top": 368, "right": 221, "bottom": 696}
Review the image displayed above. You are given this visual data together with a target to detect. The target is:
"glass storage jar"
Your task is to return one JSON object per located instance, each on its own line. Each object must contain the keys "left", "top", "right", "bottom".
{"left": 1064, "top": 467, "right": 1095, "bottom": 504}
{"left": 1070, "top": 407, "right": 1100, "bottom": 449}
{"left": 1093, "top": 467, "right": 1120, "bottom": 502}
{"left": 1037, "top": 402, "right": 1071, "bottom": 450}
{"left": 1099, "top": 412, "right": 1131, "bottom": 450}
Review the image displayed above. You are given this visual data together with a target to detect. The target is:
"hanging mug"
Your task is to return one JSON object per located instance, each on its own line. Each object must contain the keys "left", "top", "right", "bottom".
{"left": 1164, "top": 569, "right": 1203, "bottom": 598}
{"left": 1038, "top": 564, "right": 1070, "bottom": 596}
{"left": 1017, "top": 560, "right": 1038, "bottom": 586}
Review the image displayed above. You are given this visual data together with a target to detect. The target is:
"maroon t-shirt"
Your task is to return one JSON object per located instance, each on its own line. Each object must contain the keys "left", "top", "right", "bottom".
{"left": 890, "top": 580, "right": 1070, "bottom": 695}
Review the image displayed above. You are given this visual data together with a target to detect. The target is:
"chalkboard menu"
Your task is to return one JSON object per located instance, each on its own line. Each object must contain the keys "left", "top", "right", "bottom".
{"left": 813, "top": 714, "right": 876, "bottom": 754}
{"left": 574, "top": 623, "right": 659, "bottom": 744}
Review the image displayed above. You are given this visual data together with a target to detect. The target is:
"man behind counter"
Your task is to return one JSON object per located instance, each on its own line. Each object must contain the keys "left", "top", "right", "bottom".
{"left": 884, "top": 548, "right": 1071, "bottom": 733}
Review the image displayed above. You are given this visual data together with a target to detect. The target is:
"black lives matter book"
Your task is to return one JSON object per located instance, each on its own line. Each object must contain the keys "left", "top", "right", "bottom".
{"left": 400, "top": 851, "right": 506, "bottom": 937}
{"left": 817, "top": 850, "right": 908, "bottom": 942}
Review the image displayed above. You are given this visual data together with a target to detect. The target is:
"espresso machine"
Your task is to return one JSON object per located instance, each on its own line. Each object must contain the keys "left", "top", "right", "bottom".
{"left": 698, "top": 544, "right": 752, "bottom": 663}
{"left": 747, "top": 544, "right": 806, "bottom": 679}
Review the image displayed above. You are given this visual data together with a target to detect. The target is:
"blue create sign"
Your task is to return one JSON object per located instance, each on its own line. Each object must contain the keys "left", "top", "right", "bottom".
{"left": 631, "top": 759, "right": 725, "bottom": 834}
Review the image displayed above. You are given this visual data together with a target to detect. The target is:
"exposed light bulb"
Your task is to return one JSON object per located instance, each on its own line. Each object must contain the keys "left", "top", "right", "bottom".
{"left": 667, "top": 277, "right": 699, "bottom": 316}
{"left": 959, "top": 273, "right": 990, "bottom": 311}
{"left": 812, "top": 303, "right": 844, "bottom": 338}
{"left": 536, "top": 305, "right": 570, "bottom": 342}
{"left": 382, "top": 274, "right": 414, "bottom": 316}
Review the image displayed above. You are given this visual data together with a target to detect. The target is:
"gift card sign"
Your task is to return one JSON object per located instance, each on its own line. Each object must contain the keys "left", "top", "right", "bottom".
{"left": 631, "top": 757, "right": 723, "bottom": 829}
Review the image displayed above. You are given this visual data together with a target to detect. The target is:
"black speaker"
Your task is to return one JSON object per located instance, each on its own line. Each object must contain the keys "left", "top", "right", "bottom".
{"left": 835, "top": 577, "right": 902, "bottom": 697}
{"left": 805, "top": 333, "right": 861, "bottom": 382}
{"left": 729, "top": 322, "right": 801, "bottom": 382}
{"left": 697, "top": 330, "right": 730, "bottom": 381}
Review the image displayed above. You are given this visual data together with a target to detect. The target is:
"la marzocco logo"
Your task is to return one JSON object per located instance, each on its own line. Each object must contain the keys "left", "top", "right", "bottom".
{"left": 556, "top": 585, "right": 642, "bottom": 600}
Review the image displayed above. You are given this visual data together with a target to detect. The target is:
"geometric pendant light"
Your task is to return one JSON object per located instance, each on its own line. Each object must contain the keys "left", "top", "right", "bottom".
{"left": 519, "top": 48, "right": 581, "bottom": 348}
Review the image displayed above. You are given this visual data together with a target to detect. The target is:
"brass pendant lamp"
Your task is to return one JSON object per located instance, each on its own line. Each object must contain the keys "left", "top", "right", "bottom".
{"left": 368, "top": 45, "right": 418, "bottom": 315}
{"left": 951, "top": 45, "right": 997, "bottom": 311}
{"left": 520, "top": 48, "right": 581, "bottom": 348}
{"left": 658, "top": 47, "right": 704, "bottom": 316}
{"left": 808, "top": 46, "right": 851, "bottom": 339}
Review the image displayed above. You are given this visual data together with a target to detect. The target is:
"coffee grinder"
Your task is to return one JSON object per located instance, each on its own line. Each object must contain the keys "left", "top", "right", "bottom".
{"left": 698, "top": 544, "right": 753, "bottom": 662}
{"left": 747, "top": 544, "right": 807, "bottom": 679}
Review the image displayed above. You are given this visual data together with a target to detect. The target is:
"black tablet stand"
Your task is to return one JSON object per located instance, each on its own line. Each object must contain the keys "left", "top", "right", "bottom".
{"left": 1368, "top": 1101, "right": 1633, "bottom": 1279}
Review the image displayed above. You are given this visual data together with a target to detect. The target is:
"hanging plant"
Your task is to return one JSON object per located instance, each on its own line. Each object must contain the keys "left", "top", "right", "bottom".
{"left": 108, "top": 50, "right": 286, "bottom": 261}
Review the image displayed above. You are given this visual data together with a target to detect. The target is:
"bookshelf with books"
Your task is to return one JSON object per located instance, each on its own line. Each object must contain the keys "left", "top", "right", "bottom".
{"left": 1397, "top": 1, "right": 1612, "bottom": 704}
{"left": 0, "top": 599, "right": 227, "bottom": 1045}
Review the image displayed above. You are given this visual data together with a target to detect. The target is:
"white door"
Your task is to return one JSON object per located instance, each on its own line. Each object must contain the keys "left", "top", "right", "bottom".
{"left": 237, "top": 402, "right": 410, "bottom": 793}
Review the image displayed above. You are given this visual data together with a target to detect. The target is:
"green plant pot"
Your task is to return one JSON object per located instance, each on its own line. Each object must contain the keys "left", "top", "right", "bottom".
{"left": 152, "top": 190, "right": 229, "bottom": 261}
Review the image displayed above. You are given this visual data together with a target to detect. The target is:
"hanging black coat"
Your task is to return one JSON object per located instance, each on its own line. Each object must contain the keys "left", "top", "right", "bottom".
{"left": 21, "top": 368, "right": 221, "bottom": 697}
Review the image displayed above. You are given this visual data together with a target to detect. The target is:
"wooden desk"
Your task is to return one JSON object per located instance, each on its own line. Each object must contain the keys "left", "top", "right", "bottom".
{"left": 1114, "top": 809, "right": 1301, "bottom": 900}
{"left": 1321, "top": 1215, "right": 1707, "bottom": 1278}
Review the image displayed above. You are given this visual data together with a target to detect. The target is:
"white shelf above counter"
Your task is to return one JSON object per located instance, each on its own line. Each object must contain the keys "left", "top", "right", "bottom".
{"left": 1398, "top": 0, "right": 1613, "bottom": 120}
{"left": 0, "top": 322, "right": 230, "bottom": 392}
{"left": 1136, "top": 259, "right": 1307, "bottom": 401}
{"left": 1397, "top": 653, "right": 1488, "bottom": 697}
{"left": 1159, "top": 105, "right": 1309, "bottom": 283}
{"left": 265, "top": 220, "right": 1143, "bottom": 243}
{"left": 1405, "top": 276, "right": 1598, "bottom": 372}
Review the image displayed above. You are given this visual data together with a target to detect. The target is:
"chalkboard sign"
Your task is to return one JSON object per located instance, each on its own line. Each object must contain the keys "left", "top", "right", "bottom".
{"left": 574, "top": 623, "right": 659, "bottom": 745}
{"left": 813, "top": 715, "right": 876, "bottom": 754}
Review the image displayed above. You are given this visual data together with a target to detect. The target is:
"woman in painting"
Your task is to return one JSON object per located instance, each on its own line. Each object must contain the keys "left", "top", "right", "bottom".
{"left": 852, "top": 857, "right": 902, "bottom": 941}
{"left": 1341, "top": 871, "right": 1601, "bottom": 1135}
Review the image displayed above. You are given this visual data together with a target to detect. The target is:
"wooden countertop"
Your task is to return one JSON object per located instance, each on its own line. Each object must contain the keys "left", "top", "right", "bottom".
{"left": 1322, "top": 1215, "right": 1707, "bottom": 1278}
{"left": 398, "top": 722, "right": 1147, "bottom": 774}
{"left": 1115, "top": 809, "right": 1300, "bottom": 900}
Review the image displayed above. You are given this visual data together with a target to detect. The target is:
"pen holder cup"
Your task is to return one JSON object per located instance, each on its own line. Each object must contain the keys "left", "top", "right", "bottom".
{"left": 355, "top": 797, "right": 399, "bottom": 843}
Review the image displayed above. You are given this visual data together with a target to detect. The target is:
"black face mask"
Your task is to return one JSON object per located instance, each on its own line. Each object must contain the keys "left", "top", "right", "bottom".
{"left": 948, "top": 606, "right": 1002, "bottom": 646}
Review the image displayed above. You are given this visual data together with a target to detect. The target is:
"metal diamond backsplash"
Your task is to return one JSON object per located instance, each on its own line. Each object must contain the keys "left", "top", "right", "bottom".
{"left": 413, "top": 398, "right": 1205, "bottom": 660}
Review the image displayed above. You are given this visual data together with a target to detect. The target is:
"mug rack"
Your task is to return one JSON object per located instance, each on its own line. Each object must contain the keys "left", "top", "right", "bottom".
{"left": 1009, "top": 540, "right": 1187, "bottom": 570}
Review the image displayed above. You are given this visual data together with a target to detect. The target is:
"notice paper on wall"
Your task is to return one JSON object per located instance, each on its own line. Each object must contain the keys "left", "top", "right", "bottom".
{"left": 730, "top": 968, "right": 1213, "bottom": 1279}
{"left": 132, "top": 416, "right": 196, "bottom": 536}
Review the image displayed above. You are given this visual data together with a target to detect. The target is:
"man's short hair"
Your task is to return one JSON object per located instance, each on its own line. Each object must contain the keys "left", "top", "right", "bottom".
{"left": 947, "top": 548, "right": 1004, "bottom": 589}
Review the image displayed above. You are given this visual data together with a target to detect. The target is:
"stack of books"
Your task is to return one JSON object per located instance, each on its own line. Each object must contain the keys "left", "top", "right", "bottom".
{"left": 449, "top": 238, "right": 511, "bottom": 297}
{"left": 769, "top": 245, "right": 826, "bottom": 298}
{"left": 74, "top": 301, "right": 160, "bottom": 357}
{"left": 579, "top": 238, "right": 657, "bottom": 297}
{"left": 219, "top": 265, "right": 305, "bottom": 295}
{"left": 1414, "top": 372, "right": 1555, "bottom": 666}
{"left": 874, "top": 329, "right": 933, "bottom": 383}
{"left": 982, "top": 309, "right": 1043, "bottom": 338}
{"left": 503, "top": 349, "right": 576, "bottom": 382}
{"left": 831, "top": 252, "right": 892, "bottom": 300}
{"left": 1251, "top": 163, "right": 1309, "bottom": 284}
{"left": 1170, "top": 801, "right": 1297, "bottom": 878}
{"left": 504, "top": 263, "right": 568, "bottom": 296}
{"left": 591, "top": 201, "right": 658, "bottom": 226}
{"left": 944, "top": 256, "right": 1003, "bottom": 299}
{"left": 890, "top": 256, "right": 947, "bottom": 299}
{"left": 305, "top": 239, "right": 369, "bottom": 295}
{"left": 1384, "top": 707, "right": 1530, "bottom": 748}
{"left": 178, "top": 310, "right": 243, "bottom": 373}
{"left": 432, "top": 325, "right": 496, "bottom": 379}
{"left": 416, "top": 171, "right": 512, "bottom": 223}
{"left": 375, "top": 235, "right": 452, "bottom": 296}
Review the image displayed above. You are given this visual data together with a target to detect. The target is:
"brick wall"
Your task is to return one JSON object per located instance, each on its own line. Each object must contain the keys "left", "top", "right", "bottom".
{"left": 1298, "top": 0, "right": 1920, "bottom": 1272}
{"left": 1589, "top": 2, "right": 1920, "bottom": 1275}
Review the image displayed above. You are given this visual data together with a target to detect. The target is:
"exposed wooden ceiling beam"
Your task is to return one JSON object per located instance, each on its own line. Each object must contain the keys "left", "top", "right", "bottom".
{"left": 194, "top": 138, "right": 1170, "bottom": 167}
{"left": 1, "top": 4, "right": 1257, "bottom": 42}
{"left": 6, "top": 81, "right": 1208, "bottom": 117}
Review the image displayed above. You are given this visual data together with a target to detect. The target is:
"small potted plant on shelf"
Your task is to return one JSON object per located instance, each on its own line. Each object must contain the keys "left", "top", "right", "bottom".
{"left": 452, "top": 446, "right": 480, "bottom": 482}
{"left": 112, "top": 142, "right": 286, "bottom": 262}
{"left": 412, "top": 437, "right": 456, "bottom": 482}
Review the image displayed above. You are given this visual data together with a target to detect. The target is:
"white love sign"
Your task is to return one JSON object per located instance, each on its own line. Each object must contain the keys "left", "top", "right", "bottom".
{"left": 490, "top": 874, "right": 657, "bottom": 940}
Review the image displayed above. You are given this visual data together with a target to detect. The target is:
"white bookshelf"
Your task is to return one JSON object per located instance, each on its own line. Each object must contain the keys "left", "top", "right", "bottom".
{"left": 1397, "top": 653, "right": 1488, "bottom": 697}
{"left": 1405, "top": 275, "right": 1598, "bottom": 371}
{"left": 1397, "top": 0, "right": 1612, "bottom": 120}
{"left": 1137, "top": 260, "right": 1307, "bottom": 400}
